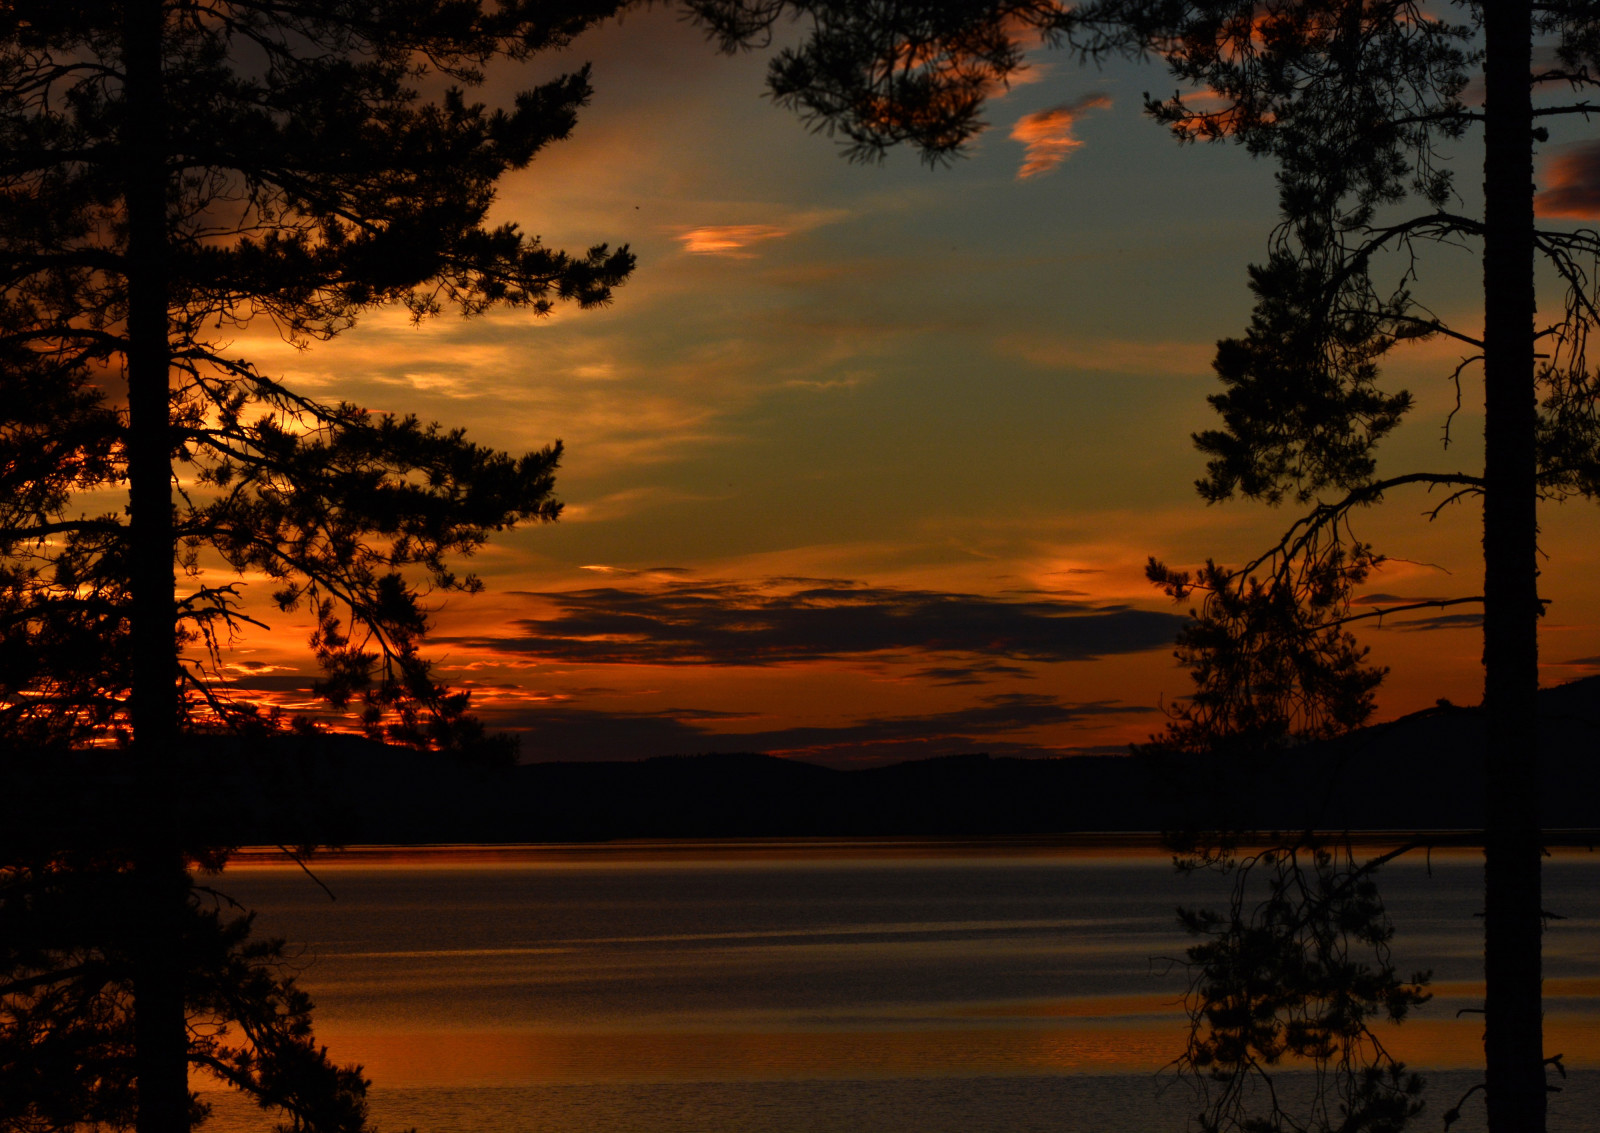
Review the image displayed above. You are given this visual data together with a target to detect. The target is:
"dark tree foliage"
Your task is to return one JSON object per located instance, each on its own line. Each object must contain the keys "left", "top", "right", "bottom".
{"left": 1, "top": 2, "right": 633, "bottom": 1130}
{"left": 0, "top": 855, "right": 371, "bottom": 1133}
{"left": 689, "top": 2, "right": 1600, "bottom": 1130}
{"left": 0, "top": 356, "right": 126, "bottom": 747}
{"left": 0, "top": 0, "right": 633, "bottom": 755}
{"left": 1172, "top": 841, "right": 1431, "bottom": 1133}
{"left": 1195, "top": 255, "right": 1414, "bottom": 508}
{"left": 686, "top": 0, "right": 1067, "bottom": 161}
{"left": 1148, "top": 545, "right": 1384, "bottom": 754}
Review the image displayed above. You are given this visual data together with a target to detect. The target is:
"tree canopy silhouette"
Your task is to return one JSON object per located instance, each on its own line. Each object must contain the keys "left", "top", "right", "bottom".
{"left": 2, "top": 851, "right": 374, "bottom": 1133}
{"left": 687, "top": 1, "right": 1600, "bottom": 1130}
{"left": 1, "top": 2, "right": 631, "bottom": 1129}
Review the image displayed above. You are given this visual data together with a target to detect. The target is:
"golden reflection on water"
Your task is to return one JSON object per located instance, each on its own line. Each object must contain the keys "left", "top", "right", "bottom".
{"left": 312, "top": 1022, "right": 1187, "bottom": 1087}
{"left": 308, "top": 1009, "right": 1600, "bottom": 1089}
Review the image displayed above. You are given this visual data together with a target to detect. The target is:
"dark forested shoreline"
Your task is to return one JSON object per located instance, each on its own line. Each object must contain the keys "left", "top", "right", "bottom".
{"left": 34, "top": 676, "right": 1600, "bottom": 847}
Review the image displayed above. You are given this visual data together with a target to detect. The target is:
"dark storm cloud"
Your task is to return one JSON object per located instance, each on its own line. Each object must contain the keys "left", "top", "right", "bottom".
{"left": 227, "top": 674, "right": 318, "bottom": 692}
{"left": 740, "top": 692, "right": 1146, "bottom": 749}
{"left": 449, "top": 578, "right": 1187, "bottom": 666}
{"left": 1383, "top": 612, "right": 1483, "bottom": 632}
{"left": 492, "top": 692, "right": 1155, "bottom": 764}
{"left": 909, "top": 661, "right": 1036, "bottom": 686}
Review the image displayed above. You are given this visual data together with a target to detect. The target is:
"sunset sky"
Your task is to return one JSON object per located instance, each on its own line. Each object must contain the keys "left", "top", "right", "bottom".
{"left": 219, "top": 8, "right": 1600, "bottom": 765}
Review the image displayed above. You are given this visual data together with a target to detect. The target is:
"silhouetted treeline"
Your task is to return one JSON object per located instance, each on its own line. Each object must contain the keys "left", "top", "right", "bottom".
{"left": 24, "top": 676, "right": 1600, "bottom": 848}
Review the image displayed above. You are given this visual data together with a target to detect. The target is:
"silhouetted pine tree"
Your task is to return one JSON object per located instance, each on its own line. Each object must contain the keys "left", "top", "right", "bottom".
{"left": 1141, "top": 550, "right": 1430, "bottom": 1133}
{"left": 1, "top": 3, "right": 631, "bottom": 1129}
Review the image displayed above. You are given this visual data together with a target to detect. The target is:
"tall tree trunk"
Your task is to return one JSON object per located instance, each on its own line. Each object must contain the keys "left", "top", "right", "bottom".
{"left": 1480, "top": 1, "right": 1543, "bottom": 1130}
{"left": 123, "top": 1, "right": 188, "bottom": 1131}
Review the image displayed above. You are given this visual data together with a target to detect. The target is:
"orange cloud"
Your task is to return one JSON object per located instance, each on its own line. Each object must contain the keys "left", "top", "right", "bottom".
{"left": 1010, "top": 94, "right": 1111, "bottom": 179}
{"left": 1538, "top": 142, "right": 1600, "bottom": 219}
{"left": 678, "top": 224, "right": 790, "bottom": 255}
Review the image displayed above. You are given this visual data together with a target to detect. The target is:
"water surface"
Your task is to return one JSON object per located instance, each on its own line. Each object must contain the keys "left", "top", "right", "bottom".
{"left": 204, "top": 840, "right": 1600, "bottom": 1132}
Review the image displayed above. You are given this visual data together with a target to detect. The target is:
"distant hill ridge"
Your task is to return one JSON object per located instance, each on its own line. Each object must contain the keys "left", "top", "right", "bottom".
{"left": 17, "top": 677, "right": 1597, "bottom": 847}
{"left": 219, "top": 675, "right": 1600, "bottom": 843}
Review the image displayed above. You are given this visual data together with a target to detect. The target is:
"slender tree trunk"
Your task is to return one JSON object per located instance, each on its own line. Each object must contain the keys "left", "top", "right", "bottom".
{"left": 1480, "top": 2, "right": 1544, "bottom": 1130}
{"left": 123, "top": 1, "right": 188, "bottom": 1130}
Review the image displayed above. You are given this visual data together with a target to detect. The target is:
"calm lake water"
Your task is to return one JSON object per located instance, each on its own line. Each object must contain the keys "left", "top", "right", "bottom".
{"left": 203, "top": 840, "right": 1600, "bottom": 1133}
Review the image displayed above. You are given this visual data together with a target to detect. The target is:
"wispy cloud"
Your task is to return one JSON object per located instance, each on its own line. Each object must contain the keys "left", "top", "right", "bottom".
{"left": 578, "top": 564, "right": 694, "bottom": 578}
{"left": 1539, "top": 142, "right": 1600, "bottom": 219}
{"left": 1010, "top": 94, "right": 1112, "bottom": 179}
{"left": 441, "top": 576, "right": 1186, "bottom": 666}
{"left": 1348, "top": 594, "right": 1482, "bottom": 633}
{"left": 676, "top": 209, "right": 850, "bottom": 256}
{"left": 678, "top": 224, "right": 792, "bottom": 255}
